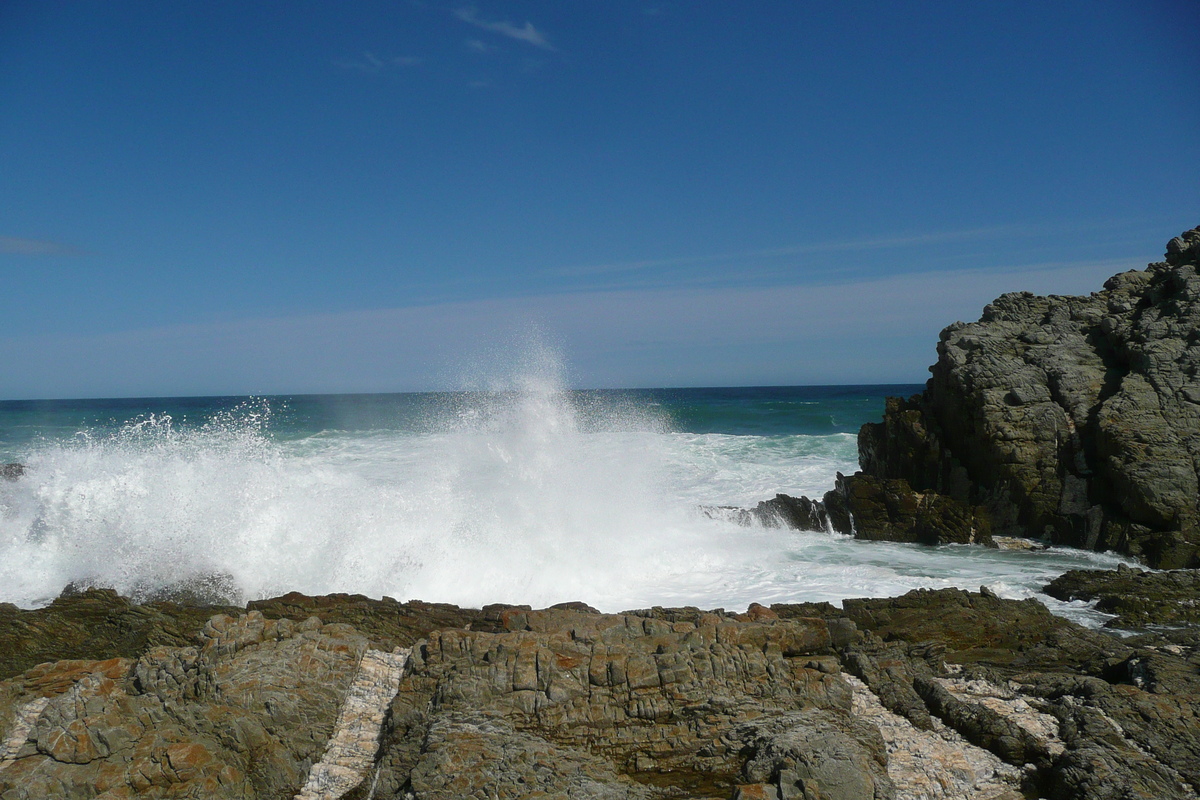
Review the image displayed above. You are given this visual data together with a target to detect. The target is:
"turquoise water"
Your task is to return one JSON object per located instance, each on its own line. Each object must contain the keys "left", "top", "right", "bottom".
{"left": 0, "top": 379, "right": 1130, "bottom": 619}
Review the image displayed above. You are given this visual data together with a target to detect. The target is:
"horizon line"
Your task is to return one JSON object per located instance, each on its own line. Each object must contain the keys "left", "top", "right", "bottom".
{"left": 0, "top": 381, "right": 929, "bottom": 406}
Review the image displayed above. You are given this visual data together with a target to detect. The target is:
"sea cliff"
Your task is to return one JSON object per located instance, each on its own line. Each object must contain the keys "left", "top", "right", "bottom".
{"left": 861, "top": 225, "right": 1200, "bottom": 568}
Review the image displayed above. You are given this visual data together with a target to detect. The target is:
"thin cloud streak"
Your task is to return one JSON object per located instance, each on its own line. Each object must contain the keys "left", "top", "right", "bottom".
{"left": 0, "top": 236, "right": 83, "bottom": 256}
{"left": 333, "top": 52, "right": 423, "bottom": 72}
{"left": 454, "top": 8, "right": 556, "bottom": 51}
{"left": 549, "top": 223, "right": 1060, "bottom": 279}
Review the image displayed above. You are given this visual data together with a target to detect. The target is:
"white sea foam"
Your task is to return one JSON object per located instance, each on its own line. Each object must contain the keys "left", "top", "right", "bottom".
{"left": 0, "top": 351, "right": 1136, "bottom": 624}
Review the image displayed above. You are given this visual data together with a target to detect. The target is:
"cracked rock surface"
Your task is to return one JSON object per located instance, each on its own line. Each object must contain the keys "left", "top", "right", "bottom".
{"left": 3, "top": 588, "right": 1197, "bottom": 799}
{"left": 747, "top": 226, "right": 1200, "bottom": 566}
{"left": 0, "top": 609, "right": 366, "bottom": 799}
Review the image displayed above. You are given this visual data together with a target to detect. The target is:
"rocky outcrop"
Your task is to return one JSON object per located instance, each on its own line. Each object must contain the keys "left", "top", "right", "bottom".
{"left": 860, "top": 226, "right": 1200, "bottom": 568}
{"left": 0, "top": 588, "right": 480, "bottom": 685}
{"left": 2, "top": 589, "right": 1198, "bottom": 799}
{"left": 778, "top": 587, "right": 1200, "bottom": 799}
{"left": 372, "top": 607, "right": 859, "bottom": 799}
{"left": 745, "top": 227, "right": 1200, "bottom": 564}
{"left": 0, "top": 587, "right": 240, "bottom": 683}
{"left": 739, "top": 473, "right": 993, "bottom": 546}
{"left": 1045, "top": 563, "right": 1200, "bottom": 627}
{"left": 0, "top": 464, "right": 23, "bottom": 481}
{"left": 0, "top": 611, "right": 370, "bottom": 799}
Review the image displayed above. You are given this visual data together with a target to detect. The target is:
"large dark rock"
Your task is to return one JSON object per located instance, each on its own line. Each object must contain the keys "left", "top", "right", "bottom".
{"left": 751, "top": 493, "right": 831, "bottom": 532}
{"left": 824, "top": 472, "right": 993, "bottom": 545}
{"left": 861, "top": 226, "right": 1200, "bottom": 568}
{"left": 745, "top": 473, "right": 992, "bottom": 546}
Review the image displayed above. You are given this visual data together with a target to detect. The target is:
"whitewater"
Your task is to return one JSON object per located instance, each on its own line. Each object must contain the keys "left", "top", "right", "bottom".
{"left": 0, "top": 355, "right": 1131, "bottom": 625}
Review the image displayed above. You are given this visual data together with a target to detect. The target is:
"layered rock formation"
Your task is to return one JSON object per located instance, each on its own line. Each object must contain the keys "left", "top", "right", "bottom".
{"left": 0, "top": 609, "right": 370, "bottom": 799}
{"left": 2, "top": 588, "right": 1198, "bottom": 799}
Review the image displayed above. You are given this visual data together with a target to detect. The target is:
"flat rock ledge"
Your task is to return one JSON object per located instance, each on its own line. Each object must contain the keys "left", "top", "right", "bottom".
{"left": 1, "top": 586, "right": 1198, "bottom": 799}
{"left": 1045, "top": 563, "right": 1200, "bottom": 628}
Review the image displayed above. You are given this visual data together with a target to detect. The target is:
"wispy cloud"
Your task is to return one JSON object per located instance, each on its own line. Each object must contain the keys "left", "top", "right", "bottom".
{"left": 548, "top": 223, "right": 1072, "bottom": 280}
{"left": 455, "top": 7, "right": 556, "bottom": 51}
{"left": 466, "top": 38, "right": 495, "bottom": 54}
{"left": 0, "top": 236, "right": 83, "bottom": 256}
{"left": 334, "top": 52, "right": 423, "bottom": 73}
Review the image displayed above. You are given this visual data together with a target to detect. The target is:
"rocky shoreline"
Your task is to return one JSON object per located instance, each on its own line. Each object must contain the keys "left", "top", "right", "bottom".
{"left": 1, "top": 583, "right": 1197, "bottom": 799}
{"left": 4, "top": 228, "right": 1200, "bottom": 798}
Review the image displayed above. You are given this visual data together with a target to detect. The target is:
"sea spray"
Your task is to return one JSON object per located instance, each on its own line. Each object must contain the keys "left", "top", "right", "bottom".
{"left": 0, "top": 350, "right": 733, "bottom": 609}
{"left": 0, "top": 361, "right": 1138, "bottom": 624}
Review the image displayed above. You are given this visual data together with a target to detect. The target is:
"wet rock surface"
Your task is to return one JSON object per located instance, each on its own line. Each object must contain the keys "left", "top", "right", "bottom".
{"left": 0, "top": 587, "right": 1197, "bottom": 799}
{"left": 823, "top": 472, "right": 993, "bottom": 546}
{"left": 731, "top": 473, "right": 992, "bottom": 547}
{"left": 1045, "top": 564, "right": 1200, "bottom": 628}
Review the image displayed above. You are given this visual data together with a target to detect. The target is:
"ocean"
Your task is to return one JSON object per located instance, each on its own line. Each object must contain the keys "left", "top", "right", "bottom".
{"left": 0, "top": 363, "right": 1130, "bottom": 624}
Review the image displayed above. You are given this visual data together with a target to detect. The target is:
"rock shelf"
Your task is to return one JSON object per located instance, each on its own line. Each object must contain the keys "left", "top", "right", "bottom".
{"left": 0, "top": 587, "right": 1197, "bottom": 799}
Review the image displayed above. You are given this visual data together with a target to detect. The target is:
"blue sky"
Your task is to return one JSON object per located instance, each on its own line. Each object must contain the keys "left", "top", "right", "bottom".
{"left": 2, "top": 1, "right": 1198, "bottom": 399}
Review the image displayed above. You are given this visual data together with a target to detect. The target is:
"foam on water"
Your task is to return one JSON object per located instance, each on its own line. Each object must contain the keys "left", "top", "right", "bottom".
{"left": 0, "top": 350, "right": 1135, "bottom": 624}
